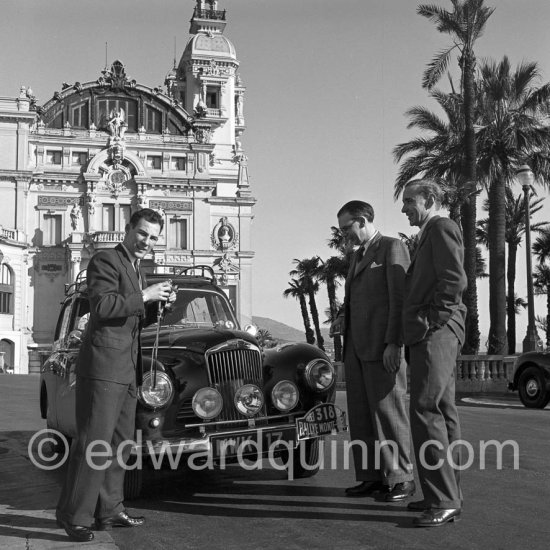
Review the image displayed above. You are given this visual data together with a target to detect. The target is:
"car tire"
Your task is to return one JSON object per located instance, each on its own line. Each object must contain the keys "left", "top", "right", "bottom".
{"left": 288, "top": 438, "right": 321, "bottom": 479}
{"left": 518, "top": 366, "right": 550, "bottom": 409}
{"left": 123, "top": 465, "right": 144, "bottom": 500}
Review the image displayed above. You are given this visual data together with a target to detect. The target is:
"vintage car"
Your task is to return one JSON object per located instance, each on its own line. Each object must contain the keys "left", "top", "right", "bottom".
{"left": 40, "top": 267, "right": 341, "bottom": 498}
{"left": 508, "top": 351, "right": 550, "bottom": 409}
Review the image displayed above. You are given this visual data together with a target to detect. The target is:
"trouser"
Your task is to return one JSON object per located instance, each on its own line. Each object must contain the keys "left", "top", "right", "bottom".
{"left": 56, "top": 376, "right": 137, "bottom": 526}
{"left": 344, "top": 343, "right": 414, "bottom": 485}
{"left": 409, "top": 325, "right": 462, "bottom": 509}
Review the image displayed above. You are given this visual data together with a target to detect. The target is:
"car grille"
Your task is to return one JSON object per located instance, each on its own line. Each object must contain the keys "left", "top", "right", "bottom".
{"left": 206, "top": 341, "right": 265, "bottom": 421}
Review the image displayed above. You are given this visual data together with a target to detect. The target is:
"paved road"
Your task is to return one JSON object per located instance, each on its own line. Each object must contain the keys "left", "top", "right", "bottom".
{"left": 0, "top": 375, "right": 549, "bottom": 549}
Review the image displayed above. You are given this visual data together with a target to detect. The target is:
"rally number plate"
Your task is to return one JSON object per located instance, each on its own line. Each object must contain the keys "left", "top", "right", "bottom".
{"left": 296, "top": 403, "right": 347, "bottom": 441}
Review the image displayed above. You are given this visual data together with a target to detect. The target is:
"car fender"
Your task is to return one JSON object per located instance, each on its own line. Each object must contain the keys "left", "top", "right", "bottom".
{"left": 512, "top": 352, "right": 550, "bottom": 391}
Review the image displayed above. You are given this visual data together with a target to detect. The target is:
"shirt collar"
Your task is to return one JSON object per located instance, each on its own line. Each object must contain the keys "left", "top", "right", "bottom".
{"left": 361, "top": 229, "right": 379, "bottom": 252}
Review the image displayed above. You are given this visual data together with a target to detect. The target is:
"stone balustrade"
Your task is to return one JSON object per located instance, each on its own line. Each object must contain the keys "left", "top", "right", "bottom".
{"left": 455, "top": 355, "right": 517, "bottom": 392}
{"left": 334, "top": 355, "right": 518, "bottom": 393}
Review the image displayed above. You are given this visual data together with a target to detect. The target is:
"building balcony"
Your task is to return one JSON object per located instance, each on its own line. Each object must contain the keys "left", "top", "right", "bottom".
{"left": 0, "top": 227, "right": 25, "bottom": 243}
{"left": 90, "top": 231, "right": 125, "bottom": 245}
{"left": 193, "top": 7, "right": 226, "bottom": 20}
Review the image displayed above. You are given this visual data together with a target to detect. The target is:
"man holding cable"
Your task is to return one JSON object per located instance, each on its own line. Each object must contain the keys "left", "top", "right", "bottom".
{"left": 56, "top": 208, "right": 176, "bottom": 542}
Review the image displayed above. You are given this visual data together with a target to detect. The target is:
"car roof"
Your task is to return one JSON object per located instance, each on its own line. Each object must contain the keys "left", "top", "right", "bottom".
{"left": 65, "top": 266, "right": 224, "bottom": 299}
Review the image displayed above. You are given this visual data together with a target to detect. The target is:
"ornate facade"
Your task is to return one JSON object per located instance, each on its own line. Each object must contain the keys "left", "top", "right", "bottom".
{"left": 0, "top": 0, "right": 255, "bottom": 373}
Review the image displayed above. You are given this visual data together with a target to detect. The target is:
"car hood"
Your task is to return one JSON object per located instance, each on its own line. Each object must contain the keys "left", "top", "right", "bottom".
{"left": 141, "top": 325, "right": 259, "bottom": 354}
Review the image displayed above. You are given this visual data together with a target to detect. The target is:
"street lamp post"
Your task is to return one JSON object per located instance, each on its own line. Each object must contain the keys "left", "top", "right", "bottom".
{"left": 516, "top": 165, "right": 539, "bottom": 352}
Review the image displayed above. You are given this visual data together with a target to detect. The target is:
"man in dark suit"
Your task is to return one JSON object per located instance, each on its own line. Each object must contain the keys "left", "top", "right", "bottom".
{"left": 331, "top": 201, "right": 415, "bottom": 502}
{"left": 401, "top": 179, "right": 467, "bottom": 527}
{"left": 56, "top": 208, "right": 175, "bottom": 542}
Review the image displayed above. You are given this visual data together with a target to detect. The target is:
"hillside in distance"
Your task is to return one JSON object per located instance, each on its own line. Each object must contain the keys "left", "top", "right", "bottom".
{"left": 252, "top": 316, "right": 331, "bottom": 343}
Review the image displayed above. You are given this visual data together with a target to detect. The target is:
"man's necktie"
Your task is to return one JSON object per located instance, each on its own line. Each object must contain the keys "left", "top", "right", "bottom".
{"left": 134, "top": 260, "right": 143, "bottom": 290}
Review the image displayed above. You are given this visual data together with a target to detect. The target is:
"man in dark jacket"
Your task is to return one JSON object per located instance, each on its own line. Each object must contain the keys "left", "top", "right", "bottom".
{"left": 331, "top": 200, "right": 415, "bottom": 502}
{"left": 56, "top": 208, "right": 175, "bottom": 542}
{"left": 401, "top": 179, "right": 467, "bottom": 527}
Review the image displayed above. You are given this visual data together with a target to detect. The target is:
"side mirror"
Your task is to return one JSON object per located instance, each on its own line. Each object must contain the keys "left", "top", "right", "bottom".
{"left": 67, "top": 330, "right": 83, "bottom": 348}
{"left": 243, "top": 324, "right": 258, "bottom": 337}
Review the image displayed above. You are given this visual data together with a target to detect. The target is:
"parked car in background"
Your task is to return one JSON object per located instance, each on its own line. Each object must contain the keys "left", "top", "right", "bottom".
{"left": 40, "top": 267, "right": 343, "bottom": 497}
{"left": 508, "top": 351, "right": 550, "bottom": 408}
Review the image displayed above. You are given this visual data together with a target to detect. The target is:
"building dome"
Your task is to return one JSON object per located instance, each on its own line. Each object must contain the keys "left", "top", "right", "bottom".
{"left": 185, "top": 33, "right": 236, "bottom": 60}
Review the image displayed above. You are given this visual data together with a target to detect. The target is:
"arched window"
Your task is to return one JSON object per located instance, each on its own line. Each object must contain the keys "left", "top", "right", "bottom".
{"left": 0, "top": 264, "right": 13, "bottom": 314}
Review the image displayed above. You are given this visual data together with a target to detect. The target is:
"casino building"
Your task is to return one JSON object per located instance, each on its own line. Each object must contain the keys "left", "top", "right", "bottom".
{"left": 0, "top": 0, "right": 254, "bottom": 373}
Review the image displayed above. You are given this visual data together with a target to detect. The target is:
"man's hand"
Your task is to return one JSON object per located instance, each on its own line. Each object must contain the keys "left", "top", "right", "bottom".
{"left": 142, "top": 281, "right": 173, "bottom": 303}
{"left": 330, "top": 315, "right": 344, "bottom": 338}
{"left": 382, "top": 343, "right": 402, "bottom": 373}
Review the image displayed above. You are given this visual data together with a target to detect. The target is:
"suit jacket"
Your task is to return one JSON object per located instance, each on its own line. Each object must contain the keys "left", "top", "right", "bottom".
{"left": 343, "top": 233, "right": 410, "bottom": 361}
{"left": 402, "top": 215, "right": 467, "bottom": 346}
{"left": 77, "top": 243, "right": 156, "bottom": 384}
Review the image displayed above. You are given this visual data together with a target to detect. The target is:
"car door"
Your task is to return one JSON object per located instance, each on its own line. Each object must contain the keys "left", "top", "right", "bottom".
{"left": 53, "top": 296, "right": 89, "bottom": 438}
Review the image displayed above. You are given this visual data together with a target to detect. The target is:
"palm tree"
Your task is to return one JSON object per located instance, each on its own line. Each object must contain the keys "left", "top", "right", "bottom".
{"left": 533, "top": 265, "right": 550, "bottom": 348}
{"left": 418, "top": 0, "right": 495, "bottom": 354}
{"left": 394, "top": 89, "right": 466, "bottom": 223}
{"left": 477, "top": 188, "right": 548, "bottom": 353}
{"left": 535, "top": 315, "right": 548, "bottom": 347}
{"left": 283, "top": 278, "right": 315, "bottom": 345}
{"left": 256, "top": 328, "right": 276, "bottom": 348}
{"left": 533, "top": 230, "right": 550, "bottom": 348}
{"left": 290, "top": 258, "right": 325, "bottom": 351}
{"left": 475, "top": 56, "right": 550, "bottom": 354}
{"left": 316, "top": 256, "right": 347, "bottom": 361}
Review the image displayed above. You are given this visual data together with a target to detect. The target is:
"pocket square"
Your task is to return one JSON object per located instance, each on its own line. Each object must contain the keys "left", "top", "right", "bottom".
{"left": 370, "top": 262, "right": 382, "bottom": 268}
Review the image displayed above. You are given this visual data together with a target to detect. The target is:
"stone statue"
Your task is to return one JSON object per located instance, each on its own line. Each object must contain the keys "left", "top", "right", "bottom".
{"left": 70, "top": 204, "right": 81, "bottom": 230}
{"left": 108, "top": 108, "right": 127, "bottom": 138}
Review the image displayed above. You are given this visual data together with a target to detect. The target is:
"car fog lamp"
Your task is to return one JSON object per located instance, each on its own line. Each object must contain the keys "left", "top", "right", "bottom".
{"left": 234, "top": 384, "right": 264, "bottom": 417}
{"left": 192, "top": 387, "right": 223, "bottom": 419}
{"left": 271, "top": 380, "right": 299, "bottom": 412}
{"left": 139, "top": 372, "right": 174, "bottom": 409}
{"left": 304, "top": 359, "right": 335, "bottom": 391}
{"left": 149, "top": 417, "right": 161, "bottom": 429}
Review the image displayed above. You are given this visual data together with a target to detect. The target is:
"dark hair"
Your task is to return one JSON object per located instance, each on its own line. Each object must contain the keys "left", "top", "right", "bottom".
{"left": 404, "top": 179, "right": 443, "bottom": 207}
{"left": 128, "top": 208, "right": 164, "bottom": 232}
{"left": 337, "top": 200, "right": 374, "bottom": 222}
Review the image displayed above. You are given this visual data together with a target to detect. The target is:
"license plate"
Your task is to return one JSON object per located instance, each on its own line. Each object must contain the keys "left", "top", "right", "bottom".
{"left": 296, "top": 403, "right": 347, "bottom": 441}
{"left": 211, "top": 427, "right": 295, "bottom": 458}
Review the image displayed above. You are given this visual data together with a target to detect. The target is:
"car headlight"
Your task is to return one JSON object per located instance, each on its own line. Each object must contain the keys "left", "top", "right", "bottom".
{"left": 271, "top": 380, "right": 299, "bottom": 412}
{"left": 304, "top": 359, "right": 335, "bottom": 392}
{"left": 192, "top": 387, "right": 223, "bottom": 420}
{"left": 139, "top": 371, "right": 174, "bottom": 409}
{"left": 234, "top": 384, "right": 264, "bottom": 417}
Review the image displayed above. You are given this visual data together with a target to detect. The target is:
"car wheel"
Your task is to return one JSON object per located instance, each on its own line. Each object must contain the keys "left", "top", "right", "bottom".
{"left": 288, "top": 438, "right": 321, "bottom": 479}
{"left": 518, "top": 366, "right": 550, "bottom": 409}
{"left": 123, "top": 465, "right": 143, "bottom": 500}
{"left": 40, "top": 383, "right": 48, "bottom": 420}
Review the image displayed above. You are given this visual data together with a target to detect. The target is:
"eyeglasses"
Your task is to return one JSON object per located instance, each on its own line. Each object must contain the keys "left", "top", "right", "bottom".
{"left": 339, "top": 219, "right": 357, "bottom": 233}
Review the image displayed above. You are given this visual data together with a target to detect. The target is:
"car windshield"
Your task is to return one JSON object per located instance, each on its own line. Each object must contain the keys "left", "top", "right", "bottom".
{"left": 160, "top": 288, "right": 238, "bottom": 330}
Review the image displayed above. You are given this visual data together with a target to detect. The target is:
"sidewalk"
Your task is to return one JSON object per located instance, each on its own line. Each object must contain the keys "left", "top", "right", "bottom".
{"left": 0, "top": 431, "right": 118, "bottom": 549}
{"left": 0, "top": 375, "right": 117, "bottom": 549}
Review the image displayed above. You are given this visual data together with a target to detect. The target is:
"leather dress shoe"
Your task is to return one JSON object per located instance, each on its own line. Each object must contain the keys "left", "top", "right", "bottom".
{"left": 413, "top": 508, "right": 461, "bottom": 527}
{"left": 345, "top": 480, "right": 387, "bottom": 497}
{"left": 407, "top": 500, "right": 430, "bottom": 511}
{"left": 95, "top": 510, "right": 145, "bottom": 530}
{"left": 56, "top": 517, "right": 94, "bottom": 542}
{"left": 385, "top": 480, "right": 416, "bottom": 502}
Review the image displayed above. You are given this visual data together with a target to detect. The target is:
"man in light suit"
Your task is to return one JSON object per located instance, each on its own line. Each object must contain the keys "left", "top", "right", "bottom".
{"left": 56, "top": 208, "right": 175, "bottom": 542}
{"left": 331, "top": 201, "right": 415, "bottom": 501}
{"left": 401, "top": 179, "right": 467, "bottom": 527}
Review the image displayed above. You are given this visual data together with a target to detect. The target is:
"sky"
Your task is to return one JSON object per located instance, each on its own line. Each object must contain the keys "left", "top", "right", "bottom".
{"left": 2, "top": 0, "right": 550, "bottom": 347}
